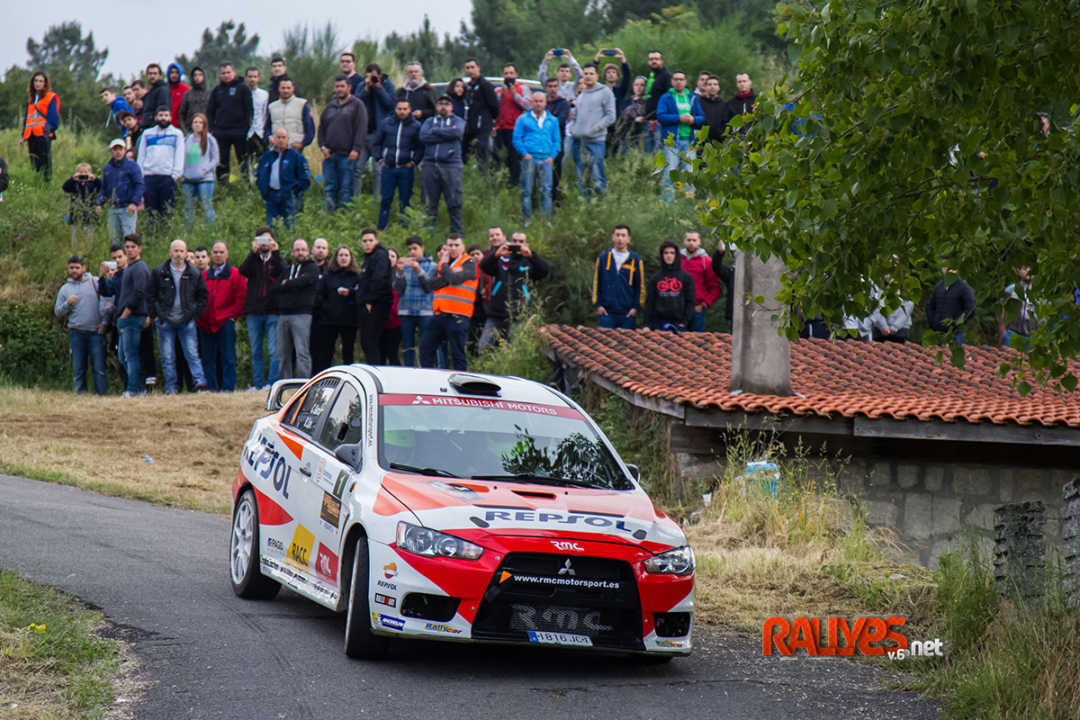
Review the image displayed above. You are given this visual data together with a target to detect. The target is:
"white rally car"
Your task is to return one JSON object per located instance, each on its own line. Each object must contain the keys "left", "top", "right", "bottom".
{"left": 228, "top": 367, "right": 694, "bottom": 659}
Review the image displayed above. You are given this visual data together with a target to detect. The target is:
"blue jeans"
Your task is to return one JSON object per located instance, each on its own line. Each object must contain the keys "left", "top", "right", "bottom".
{"left": 264, "top": 189, "right": 297, "bottom": 229}
{"left": 420, "top": 313, "right": 468, "bottom": 370}
{"left": 246, "top": 314, "right": 279, "bottom": 388}
{"left": 571, "top": 138, "right": 607, "bottom": 197}
{"left": 69, "top": 330, "right": 107, "bottom": 395}
{"left": 156, "top": 319, "right": 207, "bottom": 393}
{"left": 378, "top": 166, "right": 414, "bottom": 230}
{"left": 690, "top": 310, "right": 706, "bottom": 332}
{"left": 199, "top": 319, "right": 237, "bottom": 391}
{"left": 1003, "top": 329, "right": 1029, "bottom": 349}
{"left": 117, "top": 316, "right": 146, "bottom": 394}
{"left": 662, "top": 137, "right": 695, "bottom": 201}
{"left": 181, "top": 179, "right": 216, "bottom": 227}
{"left": 521, "top": 156, "right": 554, "bottom": 219}
{"left": 400, "top": 314, "right": 432, "bottom": 368}
{"left": 106, "top": 207, "right": 137, "bottom": 241}
{"left": 597, "top": 312, "right": 636, "bottom": 329}
{"left": 323, "top": 154, "right": 356, "bottom": 212}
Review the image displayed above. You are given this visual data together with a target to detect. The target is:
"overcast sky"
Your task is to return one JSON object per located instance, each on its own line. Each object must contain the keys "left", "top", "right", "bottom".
{"left": 4, "top": 1, "right": 473, "bottom": 78}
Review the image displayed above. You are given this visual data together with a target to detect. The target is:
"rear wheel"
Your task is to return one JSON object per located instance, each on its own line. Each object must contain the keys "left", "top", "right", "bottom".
{"left": 229, "top": 489, "right": 281, "bottom": 600}
{"left": 343, "top": 533, "right": 388, "bottom": 659}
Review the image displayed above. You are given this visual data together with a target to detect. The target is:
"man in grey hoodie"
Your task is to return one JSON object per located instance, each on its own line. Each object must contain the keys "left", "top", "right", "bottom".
{"left": 568, "top": 64, "right": 615, "bottom": 197}
{"left": 54, "top": 255, "right": 108, "bottom": 394}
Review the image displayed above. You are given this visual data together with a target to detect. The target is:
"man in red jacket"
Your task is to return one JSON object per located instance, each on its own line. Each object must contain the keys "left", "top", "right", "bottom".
{"left": 493, "top": 63, "right": 531, "bottom": 187}
{"left": 680, "top": 230, "right": 722, "bottom": 332}
{"left": 197, "top": 241, "right": 247, "bottom": 390}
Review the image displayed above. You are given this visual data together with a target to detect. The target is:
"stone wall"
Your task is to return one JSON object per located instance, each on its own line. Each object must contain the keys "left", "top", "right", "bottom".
{"left": 668, "top": 422, "right": 1077, "bottom": 568}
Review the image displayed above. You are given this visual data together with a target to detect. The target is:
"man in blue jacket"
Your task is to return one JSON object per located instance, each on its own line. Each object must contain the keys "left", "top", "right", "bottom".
{"left": 656, "top": 70, "right": 705, "bottom": 201}
{"left": 97, "top": 139, "right": 145, "bottom": 241}
{"left": 256, "top": 128, "right": 311, "bottom": 229}
{"left": 419, "top": 95, "right": 466, "bottom": 234}
{"left": 512, "top": 92, "right": 562, "bottom": 220}
{"left": 355, "top": 62, "right": 396, "bottom": 199}
{"left": 372, "top": 99, "right": 423, "bottom": 231}
{"left": 592, "top": 224, "right": 645, "bottom": 329}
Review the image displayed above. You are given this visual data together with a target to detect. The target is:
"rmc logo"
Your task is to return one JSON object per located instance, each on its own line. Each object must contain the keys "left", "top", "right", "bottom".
{"left": 551, "top": 540, "right": 584, "bottom": 552}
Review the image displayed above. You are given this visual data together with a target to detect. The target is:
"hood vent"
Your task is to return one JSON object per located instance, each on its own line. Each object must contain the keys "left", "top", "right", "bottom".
{"left": 512, "top": 490, "right": 557, "bottom": 500}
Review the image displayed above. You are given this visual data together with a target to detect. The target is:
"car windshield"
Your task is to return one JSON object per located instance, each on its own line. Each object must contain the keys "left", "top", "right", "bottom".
{"left": 378, "top": 394, "right": 633, "bottom": 490}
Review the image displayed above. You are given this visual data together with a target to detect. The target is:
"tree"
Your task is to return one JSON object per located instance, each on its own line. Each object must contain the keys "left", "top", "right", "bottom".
{"left": 175, "top": 21, "right": 260, "bottom": 76}
{"left": 693, "top": 0, "right": 1080, "bottom": 393}
{"left": 469, "top": 0, "right": 606, "bottom": 67}
{"left": 384, "top": 15, "right": 480, "bottom": 80}
{"left": 277, "top": 22, "right": 341, "bottom": 104}
{"left": 26, "top": 22, "right": 107, "bottom": 84}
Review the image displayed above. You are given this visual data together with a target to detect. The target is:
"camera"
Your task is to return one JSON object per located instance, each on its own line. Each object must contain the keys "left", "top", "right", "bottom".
{"left": 602, "top": 49, "right": 617, "bottom": 56}
{"left": 105, "top": 260, "right": 117, "bottom": 271}
{"left": 507, "top": 243, "right": 522, "bottom": 253}
{"left": 552, "top": 49, "right": 565, "bottom": 56}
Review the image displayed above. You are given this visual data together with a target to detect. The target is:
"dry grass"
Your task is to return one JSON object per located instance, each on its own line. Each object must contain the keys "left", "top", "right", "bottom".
{"left": 0, "top": 388, "right": 268, "bottom": 515}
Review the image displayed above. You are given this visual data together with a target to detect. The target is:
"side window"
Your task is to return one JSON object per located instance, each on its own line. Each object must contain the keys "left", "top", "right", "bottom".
{"left": 318, "top": 384, "right": 364, "bottom": 451}
{"left": 282, "top": 377, "right": 340, "bottom": 436}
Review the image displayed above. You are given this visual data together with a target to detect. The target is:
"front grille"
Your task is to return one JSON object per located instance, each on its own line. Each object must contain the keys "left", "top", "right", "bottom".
{"left": 472, "top": 553, "right": 643, "bottom": 650}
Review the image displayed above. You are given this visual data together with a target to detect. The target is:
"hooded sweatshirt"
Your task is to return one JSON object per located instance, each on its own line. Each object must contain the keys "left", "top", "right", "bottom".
{"left": 140, "top": 79, "right": 171, "bottom": 129}
{"left": 569, "top": 84, "right": 616, "bottom": 142}
{"left": 680, "top": 247, "right": 722, "bottom": 308}
{"left": 178, "top": 68, "right": 209, "bottom": 133}
{"left": 167, "top": 63, "right": 190, "bottom": 128}
{"left": 136, "top": 123, "right": 185, "bottom": 177}
{"left": 54, "top": 273, "right": 105, "bottom": 331}
{"left": 645, "top": 242, "right": 696, "bottom": 328}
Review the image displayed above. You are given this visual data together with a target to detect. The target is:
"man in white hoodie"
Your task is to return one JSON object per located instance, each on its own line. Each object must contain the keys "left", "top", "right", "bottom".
{"left": 567, "top": 64, "right": 615, "bottom": 198}
{"left": 137, "top": 108, "right": 185, "bottom": 226}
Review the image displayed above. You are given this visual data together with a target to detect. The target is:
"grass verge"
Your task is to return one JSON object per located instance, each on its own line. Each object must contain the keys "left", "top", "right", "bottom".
{"left": 0, "top": 387, "right": 266, "bottom": 514}
{"left": 0, "top": 570, "right": 121, "bottom": 719}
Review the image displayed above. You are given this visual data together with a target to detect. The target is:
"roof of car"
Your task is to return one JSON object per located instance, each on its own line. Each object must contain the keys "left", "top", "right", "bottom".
{"left": 341, "top": 365, "right": 570, "bottom": 407}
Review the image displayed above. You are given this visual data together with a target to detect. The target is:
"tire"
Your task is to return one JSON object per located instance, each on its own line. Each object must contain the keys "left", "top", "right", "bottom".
{"left": 229, "top": 488, "right": 281, "bottom": 600}
{"left": 343, "top": 533, "right": 388, "bottom": 659}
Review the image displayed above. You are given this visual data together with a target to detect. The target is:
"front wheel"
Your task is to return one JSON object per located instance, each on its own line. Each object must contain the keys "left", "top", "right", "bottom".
{"left": 343, "top": 533, "right": 388, "bottom": 659}
{"left": 229, "top": 488, "right": 281, "bottom": 600}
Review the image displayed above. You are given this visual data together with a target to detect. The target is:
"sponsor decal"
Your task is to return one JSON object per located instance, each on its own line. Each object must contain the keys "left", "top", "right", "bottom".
{"left": 248, "top": 435, "right": 292, "bottom": 499}
{"left": 315, "top": 543, "right": 338, "bottom": 583}
{"left": 511, "top": 604, "right": 613, "bottom": 634}
{"left": 376, "top": 579, "right": 398, "bottom": 591}
{"left": 526, "top": 631, "right": 592, "bottom": 647}
{"left": 371, "top": 612, "right": 405, "bottom": 632}
{"left": 265, "top": 537, "right": 285, "bottom": 554}
{"left": 287, "top": 524, "right": 314, "bottom": 570}
{"left": 374, "top": 593, "right": 396, "bottom": 608}
{"left": 332, "top": 469, "right": 349, "bottom": 498}
{"left": 380, "top": 393, "right": 585, "bottom": 419}
{"left": 551, "top": 540, "right": 584, "bottom": 552}
{"left": 320, "top": 492, "right": 341, "bottom": 529}
{"left": 501, "top": 572, "right": 620, "bottom": 591}
{"left": 655, "top": 639, "right": 687, "bottom": 649}
{"left": 383, "top": 562, "right": 397, "bottom": 579}
{"left": 762, "top": 617, "right": 923, "bottom": 657}
{"left": 424, "top": 622, "right": 462, "bottom": 635}
{"left": 481, "top": 509, "right": 647, "bottom": 540}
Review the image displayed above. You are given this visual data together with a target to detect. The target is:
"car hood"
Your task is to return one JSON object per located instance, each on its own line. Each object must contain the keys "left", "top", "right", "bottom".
{"left": 376, "top": 472, "right": 687, "bottom": 550}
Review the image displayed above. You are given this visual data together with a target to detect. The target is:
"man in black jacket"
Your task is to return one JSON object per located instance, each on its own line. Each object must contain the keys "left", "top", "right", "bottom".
{"left": 926, "top": 267, "right": 977, "bottom": 344}
{"left": 148, "top": 239, "right": 209, "bottom": 394}
{"left": 645, "top": 241, "right": 696, "bottom": 330}
{"left": 699, "top": 75, "right": 729, "bottom": 144}
{"left": 463, "top": 59, "right": 499, "bottom": 170}
{"left": 205, "top": 63, "right": 254, "bottom": 182}
{"left": 273, "top": 238, "right": 318, "bottom": 378}
{"left": 357, "top": 229, "right": 394, "bottom": 364}
{"left": 643, "top": 51, "right": 672, "bottom": 153}
{"left": 239, "top": 226, "right": 288, "bottom": 389}
{"left": 726, "top": 73, "right": 757, "bottom": 137}
{"left": 397, "top": 62, "right": 436, "bottom": 122}
{"left": 478, "top": 231, "right": 549, "bottom": 350}
{"left": 139, "top": 64, "right": 171, "bottom": 129}
{"left": 711, "top": 241, "right": 735, "bottom": 330}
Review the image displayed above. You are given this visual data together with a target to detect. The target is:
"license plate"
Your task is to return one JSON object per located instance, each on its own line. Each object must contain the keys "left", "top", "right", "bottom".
{"left": 527, "top": 631, "right": 593, "bottom": 647}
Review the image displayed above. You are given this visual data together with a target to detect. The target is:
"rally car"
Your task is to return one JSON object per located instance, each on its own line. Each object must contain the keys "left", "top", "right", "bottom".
{"left": 228, "top": 366, "right": 694, "bottom": 660}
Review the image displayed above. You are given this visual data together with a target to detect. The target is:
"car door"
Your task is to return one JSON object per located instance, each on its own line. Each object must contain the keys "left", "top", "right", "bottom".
{"left": 272, "top": 375, "right": 342, "bottom": 602}
{"left": 302, "top": 379, "right": 367, "bottom": 602}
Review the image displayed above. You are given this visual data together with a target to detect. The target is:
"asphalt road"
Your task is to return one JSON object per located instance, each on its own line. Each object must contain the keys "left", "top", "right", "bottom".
{"left": 1, "top": 475, "right": 939, "bottom": 720}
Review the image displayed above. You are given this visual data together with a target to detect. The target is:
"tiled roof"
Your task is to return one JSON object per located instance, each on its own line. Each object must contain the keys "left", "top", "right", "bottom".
{"left": 540, "top": 326, "right": 1080, "bottom": 428}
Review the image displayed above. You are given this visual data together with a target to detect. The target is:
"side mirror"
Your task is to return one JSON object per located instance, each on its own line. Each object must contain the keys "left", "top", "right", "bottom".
{"left": 625, "top": 463, "right": 640, "bottom": 482}
{"left": 266, "top": 378, "right": 307, "bottom": 412}
{"left": 334, "top": 443, "right": 363, "bottom": 472}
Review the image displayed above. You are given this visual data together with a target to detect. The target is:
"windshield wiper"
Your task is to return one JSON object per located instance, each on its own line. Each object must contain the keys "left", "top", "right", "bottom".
{"left": 388, "top": 462, "right": 458, "bottom": 478}
{"left": 470, "top": 473, "right": 601, "bottom": 489}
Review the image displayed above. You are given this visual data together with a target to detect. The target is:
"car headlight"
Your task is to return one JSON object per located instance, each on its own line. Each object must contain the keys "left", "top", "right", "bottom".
{"left": 396, "top": 522, "right": 484, "bottom": 560}
{"left": 643, "top": 546, "right": 695, "bottom": 575}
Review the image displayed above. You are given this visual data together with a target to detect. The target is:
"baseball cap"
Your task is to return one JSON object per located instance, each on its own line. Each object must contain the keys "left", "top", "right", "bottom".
{"left": 436, "top": 93, "right": 452, "bottom": 102}
{"left": 109, "top": 138, "right": 125, "bottom": 149}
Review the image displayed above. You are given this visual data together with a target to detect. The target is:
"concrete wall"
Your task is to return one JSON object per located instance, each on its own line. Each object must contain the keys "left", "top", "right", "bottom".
{"left": 669, "top": 422, "right": 1077, "bottom": 568}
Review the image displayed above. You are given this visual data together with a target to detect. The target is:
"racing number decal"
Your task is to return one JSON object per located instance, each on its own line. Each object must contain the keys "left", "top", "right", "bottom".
{"left": 287, "top": 524, "right": 315, "bottom": 570}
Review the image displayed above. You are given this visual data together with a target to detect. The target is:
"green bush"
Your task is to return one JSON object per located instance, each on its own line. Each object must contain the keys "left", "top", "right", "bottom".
{"left": 0, "top": 301, "right": 69, "bottom": 388}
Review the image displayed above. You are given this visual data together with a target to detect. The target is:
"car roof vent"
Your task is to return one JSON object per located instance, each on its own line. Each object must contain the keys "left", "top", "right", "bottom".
{"left": 448, "top": 373, "right": 502, "bottom": 397}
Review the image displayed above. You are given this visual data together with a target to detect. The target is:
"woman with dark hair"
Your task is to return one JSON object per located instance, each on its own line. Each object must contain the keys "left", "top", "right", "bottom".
{"left": 182, "top": 113, "right": 219, "bottom": 227}
{"left": 20, "top": 72, "right": 60, "bottom": 181}
{"left": 447, "top": 78, "right": 467, "bottom": 119}
{"left": 312, "top": 246, "right": 360, "bottom": 372}
{"left": 380, "top": 247, "right": 402, "bottom": 365}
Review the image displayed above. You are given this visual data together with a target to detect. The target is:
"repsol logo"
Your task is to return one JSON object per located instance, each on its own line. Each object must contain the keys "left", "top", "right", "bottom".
{"left": 483, "top": 510, "right": 646, "bottom": 539}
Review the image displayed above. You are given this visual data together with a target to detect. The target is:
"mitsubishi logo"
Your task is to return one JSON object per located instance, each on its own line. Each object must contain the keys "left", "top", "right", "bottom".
{"left": 557, "top": 559, "right": 575, "bottom": 576}
{"left": 411, "top": 395, "right": 430, "bottom": 405}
